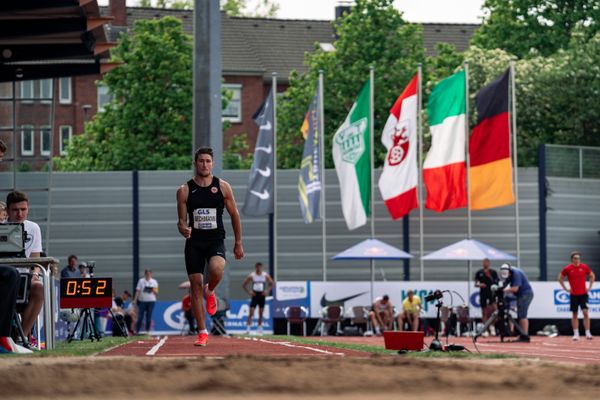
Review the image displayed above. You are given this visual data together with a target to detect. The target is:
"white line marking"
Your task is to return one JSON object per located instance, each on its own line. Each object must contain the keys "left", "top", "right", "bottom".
{"left": 146, "top": 336, "right": 168, "bottom": 356}
{"left": 246, "top": 337, "right": 345, "bottom": 356}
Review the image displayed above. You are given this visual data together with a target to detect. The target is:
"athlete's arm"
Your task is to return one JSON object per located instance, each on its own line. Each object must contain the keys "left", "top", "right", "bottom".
{"left": 558, "top": 271, "right": 569, "bottom": 293}
{"left": 176, "top": 184, "right": 191, "bottom": 239}
{"left": 220, "top": 179, "right": 244, "bottom": 259}
{"left": 242, "top": 274, "right": 253, "bottom": 297}
{"left": 264, "top": 274, "right": 274, "bottom": 296}
{"left": 588, "top": 270, "right": 595, "bottom": 292}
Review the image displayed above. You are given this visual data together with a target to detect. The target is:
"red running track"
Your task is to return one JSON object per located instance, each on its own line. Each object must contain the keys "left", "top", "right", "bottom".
{"left": 100, "top": 335, "right": 369, "bottom": 358}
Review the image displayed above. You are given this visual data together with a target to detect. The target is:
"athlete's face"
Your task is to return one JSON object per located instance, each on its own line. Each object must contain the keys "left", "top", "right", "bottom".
{"left": 8, "top": 200, "right": 28, "bottom": 223}
{"left": 572, "top": 255, "right": 581, "bottom": 266}
{"left": 195, "top": 154, "right": 213, "bottom": 177}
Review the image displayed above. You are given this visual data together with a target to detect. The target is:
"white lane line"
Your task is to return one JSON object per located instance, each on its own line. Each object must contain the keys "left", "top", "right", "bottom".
{"left": 243, "top": 337, "right": 345, "bottom": 356}
{"left": 146, "top": 336, "right": 168, "bottom": 356}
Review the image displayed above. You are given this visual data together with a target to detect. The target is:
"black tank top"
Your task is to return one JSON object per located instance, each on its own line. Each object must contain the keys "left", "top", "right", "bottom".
{"left": 186, "top": 176, "right": 225, "bottom": 241}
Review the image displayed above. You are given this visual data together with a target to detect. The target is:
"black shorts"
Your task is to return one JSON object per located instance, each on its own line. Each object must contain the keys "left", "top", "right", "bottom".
{"left": 480, "top": 294, "right": 495, "bottom": 307}
{"left": 184, "top": 239, "right": 226, "bottom": 275}
{"left": 570, "top": 293, "right": 588, "bottom": 312}
{"left": 250, "top": 292, "right": 265, "bottom": 308}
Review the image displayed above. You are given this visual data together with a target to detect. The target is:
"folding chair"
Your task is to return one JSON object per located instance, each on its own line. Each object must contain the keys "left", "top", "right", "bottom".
{"left": 284, "top": 306, "right": 308, "bottom": 336}
{"left": 350, "top": 306, "right": 371, "bottom": 335}
{"left": 210, "top": 297, "right": 230, "bottom": 336}
{"left": 318, "top": 306, "right": 343, "bottom": 336}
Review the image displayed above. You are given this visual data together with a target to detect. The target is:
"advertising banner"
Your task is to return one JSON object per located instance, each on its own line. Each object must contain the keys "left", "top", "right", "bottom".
{"left": 273, "top": 281, "right": 310, "bottom": 318}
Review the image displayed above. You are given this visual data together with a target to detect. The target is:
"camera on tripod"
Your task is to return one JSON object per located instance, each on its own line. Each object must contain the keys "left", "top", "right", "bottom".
{"left": 425, "top": 289, "right": 443, "bottom": 302}
{"left": 79, "top": 260, "right": 96, "bottom": 276}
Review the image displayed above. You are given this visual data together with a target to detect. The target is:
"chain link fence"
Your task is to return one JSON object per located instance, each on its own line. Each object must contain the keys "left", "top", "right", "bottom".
{"left": 545, "top": 144, "right": 600, "bottom": 179}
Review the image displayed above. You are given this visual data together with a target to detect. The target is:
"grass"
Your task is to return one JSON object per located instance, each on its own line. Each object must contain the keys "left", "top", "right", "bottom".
{"left": 260, "top": 335, "right": 518, "bottom": 359}
{"left": 2, "top": 336, "right": 139, "bottom": 358}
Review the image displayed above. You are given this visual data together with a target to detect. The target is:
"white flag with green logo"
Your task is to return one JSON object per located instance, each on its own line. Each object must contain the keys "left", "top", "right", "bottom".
{"left": 332, "top": 80, "right": 371, "bottom": 230}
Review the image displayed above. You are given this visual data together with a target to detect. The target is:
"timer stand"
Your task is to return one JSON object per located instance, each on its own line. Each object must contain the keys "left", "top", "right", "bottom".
{"left": 67, "top": 307, "right": 101, "bottom": 342}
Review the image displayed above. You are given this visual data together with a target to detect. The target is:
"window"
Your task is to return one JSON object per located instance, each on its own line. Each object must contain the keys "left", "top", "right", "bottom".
{"left": 97, "top": 83, "right": 113, "bottom": 112}
{"left": 59, "top": 77, "right": 72, "bottom": 104}
{"left": 222, "top": 83, "right": 242, "bottom": 123}
{"left": 40, "top": 79, "right": 53, "bottom": 103}
{"left": 20, "top": 81, "right": 34, "bottom": 103}
{"left": 59, "top": 125, "right": 72, "bottom": 155}
{"left": 40, "top": 126, "right": 52, "bottom": 156}
{"left": 21, "top": 125, "right": 34, "bottom": 156}
{"left": 0, "top": 82, "right": 12, "bottom": 99}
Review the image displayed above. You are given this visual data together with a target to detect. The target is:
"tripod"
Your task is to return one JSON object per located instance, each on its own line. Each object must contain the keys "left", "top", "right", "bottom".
{"left": 429, "top": 300, "right": 444, "bottom": 350}
{"left": 67, "top": 308, "right": 101, "bottom": 342}
{"left": 474, "top": 297, "right": 527, "bottom": 342}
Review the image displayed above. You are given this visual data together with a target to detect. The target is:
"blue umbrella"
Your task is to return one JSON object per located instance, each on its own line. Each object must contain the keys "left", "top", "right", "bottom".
{"left": 422, "top": 239, "right": 516, "bottom": 311}
{"left": 421, "top": 239, "right": 516, "bottom": 261}
{"left": 332, "top": 238, "right": 413, "bottom": 302}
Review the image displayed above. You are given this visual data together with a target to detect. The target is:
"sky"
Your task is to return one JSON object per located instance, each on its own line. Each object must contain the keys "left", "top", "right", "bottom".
{"left": 108, "top": 1, "right": 487, "bottom": 24}
{"left": 271, "top": 0, "right": 486, "bottom": 24}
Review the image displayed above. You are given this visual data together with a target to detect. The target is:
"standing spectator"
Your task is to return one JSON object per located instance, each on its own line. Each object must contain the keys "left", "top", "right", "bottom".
{"left": 369, "top": 295, "right": 394, "bottom": 335}
{"left": 0, "top": 201, "right": 7, "bottom": 222}
{"left": 134, "top": 269, "right": 159, "bottom": 334}
{"left": 242, "top": 262, "right": 273, "bottom": 335}
{"left": 7, "top": 191, "right": 43, "bottom": 339}
{"left": 501, "top": 263, "right": 533, "bottom": 342}
{"left": 558, "top": 251, "right": 595, "bottom": 340}
{"left": 78, "top": 262, "right": 89, "bottom": 278}
{"left": 475, "top": 258, "right": 499, "bottom": 334}
{"left": 60, "top": 255, "right": 79, "bottom": 278}
{"left": 397, "top": 290, "right": 422, "bottom": 331}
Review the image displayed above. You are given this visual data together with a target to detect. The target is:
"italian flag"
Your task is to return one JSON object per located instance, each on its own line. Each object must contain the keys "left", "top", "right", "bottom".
{"left": 378, "top": 74, "right": 419, "bottom": 219}
{"left": 423, "top": 70, "right": 467, "bottom": 212}
{"left": 332, "top": 80, "right": 371, "bottom": 230}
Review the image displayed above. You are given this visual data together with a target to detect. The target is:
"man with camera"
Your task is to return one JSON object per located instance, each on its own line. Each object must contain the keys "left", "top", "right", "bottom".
{"left": 7, "top": 191, "right": 43, "bottom": 341}
{"left": 558, "top": 251, "right": 595, "bottom": 340}
{"left": 475, "top": 258, "right": 499, "bottom": 334}
{"left": 500, "top": 263, "right": 533, "bottom": 342}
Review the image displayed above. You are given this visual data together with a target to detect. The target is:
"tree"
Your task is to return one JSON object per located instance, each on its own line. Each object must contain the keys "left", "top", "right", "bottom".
{"left": 277, "top": 0, "right": 424, "bottom": 168}
{"left": 56, "top": 17, "right": 194, "bottom": 171}
{"left": 221, "top": 0, "right": 279, "bottom": 18}
{"left": 472, "top": 0, "right": 600, "bottom": 58}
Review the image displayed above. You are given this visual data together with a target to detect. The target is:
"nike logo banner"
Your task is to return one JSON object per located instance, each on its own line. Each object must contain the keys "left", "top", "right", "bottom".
{"left": 242, "top": 89, "right": 275, "bottom": 216}
{"left": 320, "top": 292, "right": 368, "bottom": 307}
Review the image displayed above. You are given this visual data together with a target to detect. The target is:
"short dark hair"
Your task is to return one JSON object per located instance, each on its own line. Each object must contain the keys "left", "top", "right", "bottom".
{"left": 194, "top": 147, "right": 214, "bottom": 161}
{"left": 255, "top": 262, "right": 263, "bottom": 268}
{"left": 68, "top": 255, "right": 78, "bottom": 263}
{"left": 382, "top": 295, "right": 389, "bottom": 301}
{"left": 6, "top": 190, "right": 28, "bottom": 209}
{"left": 0, "top": 139, "right": 6, "bottom": 153}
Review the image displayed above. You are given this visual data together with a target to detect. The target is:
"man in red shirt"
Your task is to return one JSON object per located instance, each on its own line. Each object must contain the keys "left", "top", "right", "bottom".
{"left": 558, "top": 251, "right": 595, "bottom": 340}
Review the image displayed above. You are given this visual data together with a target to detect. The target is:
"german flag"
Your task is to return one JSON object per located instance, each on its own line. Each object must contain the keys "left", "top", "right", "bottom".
{"left": 469, "top": 69, "right": 515, "bottom": 210}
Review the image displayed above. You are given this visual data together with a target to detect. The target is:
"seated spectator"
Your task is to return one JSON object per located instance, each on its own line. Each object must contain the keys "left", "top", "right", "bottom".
{"left": 120, "top": 290, "right": 136, "bottom": 333}
{"left": 111, "top": 296, "right": 132, "bottom": 337}
{"left": 397, "top": 290, "right": 422, "bottom": 331}
{"left": 369, "top": 295, "right": 394, "bottom": 335}
{"left": 60, "top": 255, "right": 79, "bottom": 278}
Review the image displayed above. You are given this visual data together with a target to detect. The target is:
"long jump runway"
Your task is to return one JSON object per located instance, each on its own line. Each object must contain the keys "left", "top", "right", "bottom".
{"left": 100, "top": 335, "right": 368, "bottom": 358}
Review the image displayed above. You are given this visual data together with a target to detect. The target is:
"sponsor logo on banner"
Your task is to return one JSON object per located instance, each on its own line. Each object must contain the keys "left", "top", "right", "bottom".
{"left": 276, "top": 282, "right": 308, "bottom": 301}
{"left": 225, "top": 300, "right": 273, "bottom": 333}
{"left": 553, "top": 288, "right": 600, "bottom": 313}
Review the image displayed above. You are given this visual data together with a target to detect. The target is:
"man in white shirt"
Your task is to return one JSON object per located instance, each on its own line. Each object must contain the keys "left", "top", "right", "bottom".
{"left": 242, "top": 262, "right": 273, "bottom": 335}
{"left": 7, "top": 190, "right": 43, "bottom": 338}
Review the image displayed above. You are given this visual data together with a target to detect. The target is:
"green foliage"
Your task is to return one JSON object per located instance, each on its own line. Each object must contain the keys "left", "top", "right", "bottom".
{"left": 221, "top": 0, "right": 279, "bottom": 17}
{"left": 472, "top": 0, "right": 600, "bottom": 58}
{"left": 223, "top": 132, "right": 254, "bottom": 169}
{"left": 56, "top": 17, "right": 194, "bottom": 171}
{"left": 137, "top": 0, "right": 193, "bottom": 8}
{"left": 277, "top": 0, "right": 424, "bottom": 169}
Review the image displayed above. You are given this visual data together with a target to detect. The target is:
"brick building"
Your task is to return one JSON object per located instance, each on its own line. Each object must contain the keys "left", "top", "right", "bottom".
{"left": 1, "top": 1, "right": 477, "bottom": 169}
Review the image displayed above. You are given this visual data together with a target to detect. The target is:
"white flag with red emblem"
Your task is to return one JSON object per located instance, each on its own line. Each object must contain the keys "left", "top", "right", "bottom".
{"left": 378, "top": 74, "right": 419, "bottom": 219}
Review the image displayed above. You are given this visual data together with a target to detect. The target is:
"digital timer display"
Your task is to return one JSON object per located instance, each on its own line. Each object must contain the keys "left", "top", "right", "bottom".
{"left": 60, "top": 277, "right": 113, "bottom": 308}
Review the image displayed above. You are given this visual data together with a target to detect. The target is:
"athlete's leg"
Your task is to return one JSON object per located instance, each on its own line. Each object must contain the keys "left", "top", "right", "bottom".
{"left": 188, "top": 273, "right": 206, "bottom": 331}
{"left": 258, "top": 305, "right": 264, "bottom": 326}
{"left": 571, "top": 310, "right": 579, "bottom": 334}
{"left": 582, "top": 308, "right": 590, "bottom": 331}
{"left": 206, "top": 256, "right": 225, "bottom": 292}
{"left": 247, "top": 305, "right": 256, "bottom": 328}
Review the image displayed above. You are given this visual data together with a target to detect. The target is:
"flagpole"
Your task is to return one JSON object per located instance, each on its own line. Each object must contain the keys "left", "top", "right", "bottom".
{"left": 319, "top": 70, "right": 327, "bottom": 281}
{"left": 417, "top": 64, "right": 424, "bottom": 281}
{"left": 464, "top": 62, "right": 473, "bottom": 309}
{"left": 510, "top": 61, "right": 521, "bottom": 266}
{"left": 369, "top": 66, "right": 375, "bottom": 299}
{"left": 272, "top": 72, "right": 278, "bottom": 282}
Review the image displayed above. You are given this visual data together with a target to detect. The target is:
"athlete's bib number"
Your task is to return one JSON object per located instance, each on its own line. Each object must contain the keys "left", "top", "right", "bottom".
{"left": 253, "top": 282, "right": 265, "bottom": 292}
{"left": 193, "top": 208, "right": 217, "bottom": 230}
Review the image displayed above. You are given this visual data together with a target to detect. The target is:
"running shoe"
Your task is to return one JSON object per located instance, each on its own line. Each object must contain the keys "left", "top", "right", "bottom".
{"left": 586, "top": 334, "right": 593, "bottom": 340}
{"left": 572, "top": 335, "right": 580, "bottom": 341}
{"left": 194, "top": 333, "right": 208, "bottom": 347}
{"left": 205, "top": 286, "right": 217, "bottom": 316}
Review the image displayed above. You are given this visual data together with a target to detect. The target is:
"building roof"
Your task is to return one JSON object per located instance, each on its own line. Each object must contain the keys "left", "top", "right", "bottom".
{"left": 103, "top": 6, "right": 478, "bottom": 83}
